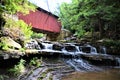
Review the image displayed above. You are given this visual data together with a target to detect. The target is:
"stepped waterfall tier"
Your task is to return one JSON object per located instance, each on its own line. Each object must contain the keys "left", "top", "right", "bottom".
{"left": 0, "top": 39, "right": 120, "bottom": 80}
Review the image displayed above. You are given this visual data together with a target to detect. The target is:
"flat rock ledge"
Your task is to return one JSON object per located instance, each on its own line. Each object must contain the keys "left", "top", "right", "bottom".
{"left": 0, "top": 49, "right": 57, "bottom": 60}
{"left": 0, "top": 50, "right": 25, "bottom": 59}
{"left": 0, "top": 50, "right": 119, "bottom": 67}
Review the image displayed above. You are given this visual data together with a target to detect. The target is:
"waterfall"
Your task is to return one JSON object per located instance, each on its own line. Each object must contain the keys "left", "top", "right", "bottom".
{"left": 66, "top": 59, "right": 81, "bottom": 71}
{"left": 76, "top": 46, "right": 81, "bottom": 52}
{"left": 116, "top": 57, "right": 120, "bottom": 67}
{"left": 65, "top": 58, "right": 102, "bottom": 72}
{"left": 62, "top": 43, "right": 82, "bottom": 56}
{"left": 42, "top": 43, "right": 53, "bottom": 50}
{"left": 79, "top": 46, "right": 82, "bottom": 52}
{"left": 100, "top": 46, "right": 107, "bottom": 54}
{"left": 91, "top": 47, "right": 97, "bottom": 54}
{"left": 25, "top": 40, "right": 120, "bottom": 73}
{"left": 82, "top": 44, "right": 97, "bottom": 54}
{"left": 61, "top": 47, "right": 69, "bottom": 55}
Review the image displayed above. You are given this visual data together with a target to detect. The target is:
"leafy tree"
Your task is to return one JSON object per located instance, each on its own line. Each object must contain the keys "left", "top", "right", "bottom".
{"left": 0, "top": 0, "right": 35, "bottom": 14}
{"left": 59, "top": 0, "right": 120, "bottom": 39}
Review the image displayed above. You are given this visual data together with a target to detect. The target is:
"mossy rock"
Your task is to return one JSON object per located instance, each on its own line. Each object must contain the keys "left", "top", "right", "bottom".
{"left": 0, "top": 37, "right": 22, "bottom": 50}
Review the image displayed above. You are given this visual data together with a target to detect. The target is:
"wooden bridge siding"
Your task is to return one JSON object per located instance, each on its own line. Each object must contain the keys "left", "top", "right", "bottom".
{"left": 18, "top": 10, "right": 61, "bottom": 33}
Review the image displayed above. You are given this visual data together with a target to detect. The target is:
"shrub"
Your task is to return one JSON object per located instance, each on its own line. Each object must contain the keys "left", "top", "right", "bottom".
{"left": 0, "top": 75, "right": 9, "bottom": 80}
{"left": 31, "top": 32, "right": 44, "bottom": 38}
{"left": 2, "top": 17, "right": 33, "bottom": 47}
{"left": 9, "top": 59, "right": 26, "bottom": 76}
{"left": 0, "top": 37, "right": 9, "bottom": 50}
{"left": 4, "top": 18, "right": 33, "bottom": 40}
{"left": 29, "top": 57, "right": 42, "bottom": 67}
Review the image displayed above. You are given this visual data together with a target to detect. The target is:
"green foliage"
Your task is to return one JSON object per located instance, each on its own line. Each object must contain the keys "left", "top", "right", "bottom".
{"left": 0, "top": 75, "right": 9, "bottom": 80}
{"left": 4, "top": 18, "right": 33, "bottom": 40}
{"left": 9, "top": 59, "right": 26, "bottom": 76}
{"left": 0, "top": 0, "right": 35, "bottom": 14}
{"left": 31, "top": 32, "right": 44, "bottom": 38}
{"left": 37, "top": 72, "right": 47, "bottom": 80}
{"left": 17, "top": 20, "right": 33, "bottom": 39}
{"left": 59, "top": 0, "right": 120, "bottom": 39}
{"left": 103, "top": 40, "right": 120, "bottom": 50}
{"left": 29, "top": 57, "right": 42, "bottom": 67}
{"left": 19, "top": 48, "right": 25, "bottom": 52}
{"left": 0, "top": 0, "right": 36, "bottom": 49}
{"left": 0, "top": 38, "right": 9, "bottom": 50}
{"left": 0, "top": 42, "right": 9, "bottom": 50}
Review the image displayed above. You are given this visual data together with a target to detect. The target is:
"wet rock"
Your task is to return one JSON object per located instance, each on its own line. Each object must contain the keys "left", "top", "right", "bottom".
{"left": 0, "top": 50, "right": 25, "bottom": 59}
{"left": 0, "top": 37, "right": 22, "bottom": 50}
{"left": 96, "top": 39, "right": 120, "bottom": 55}
{"left": 80, "top": 47, "right": 91, "bottom": 53}
{"left": 53, "top": 43, "right": 63, "bottom": 51}
{"left": 64, "top": 44, "right": 77, "bottom": 52}
{"left": 99, "top": 46, "right": 106, "bottom": 54}
{"left": 35, "top": 39, "right": 45, "bottom": 49}
{"left": 73, "top": 43, "right": 84, "bottom": 46}
{"left": 25, "top": 39, "right": 41, "bottom": 50}
{"left": 80, "top": 54, "right": 119, "bottom": 66}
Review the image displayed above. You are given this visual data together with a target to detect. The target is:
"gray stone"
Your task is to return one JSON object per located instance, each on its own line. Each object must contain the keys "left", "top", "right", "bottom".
{"left": 53, "top": 43, "right": 63, "bottom": 51}
{"left": 25, "top": 39, "right": 41, "bottom": 50}
{"left": 0, "top": 37, "right": 22, "bottom": 50}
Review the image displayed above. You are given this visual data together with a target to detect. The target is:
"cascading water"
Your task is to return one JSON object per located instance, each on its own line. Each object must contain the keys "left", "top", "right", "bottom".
{"left": 65, "top": 58, "right": 102, "bottom": 72}
{"left": 61, "top": 43, "right": 83, "bottom": 56}
{"left": 100, "top": 46, "right": 107, "bottom": 54}
{"left": 91, "top": 47, "right": 97, "bottom": 54}
{"left": 61, "top": 43, "right": 78, "bottom": 56}
{"left": 42, "top": 42, "right": 53, "bottom": 50}
{"left": 85, "top": 44, "right": 97, "bottom": 54}
{"left": 116, "top": 57, "right": 120, "bottom": 67}
{"left": 21, "top": 40, "right": 120, "bottom": 80}
{"left": 25, "top": 40, "right": 120, "bottom": 72}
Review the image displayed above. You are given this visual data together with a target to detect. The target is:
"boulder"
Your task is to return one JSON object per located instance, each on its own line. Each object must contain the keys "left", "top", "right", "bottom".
{"left": 81, "top": 54, "right": 119, "bottom": 66}
{"left": 35, "top": 39, "right": 45, "bottom": 49}
{"left": 64, "top": 44, "right": 77, "bottom": 52}
{"left": 80, "top": 46, "right": 91, "bottom": 53}
{"left": 25, "top": 39, "right": 41, "bottom": 50}
{"left": 0, "top": 37, "right": 22, "bottom": 50}
{"left": 57, "top": 29, "right": 72, "bottom": 40}
{"left": 53, "top": 43, "right": 63, "bottom": 51}
{"left": 2, "top": 27, "right": 25, "bottom": 46}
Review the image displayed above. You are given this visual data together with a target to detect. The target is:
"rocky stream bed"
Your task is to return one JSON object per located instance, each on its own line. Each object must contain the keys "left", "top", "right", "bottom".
{"left": 0, "top": 39, "right": 120, "bottom": 80}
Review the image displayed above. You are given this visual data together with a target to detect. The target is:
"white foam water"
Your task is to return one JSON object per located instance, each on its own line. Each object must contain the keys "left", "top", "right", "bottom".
{"left": 65, "top": 58, "right": 102, "bottom": 72}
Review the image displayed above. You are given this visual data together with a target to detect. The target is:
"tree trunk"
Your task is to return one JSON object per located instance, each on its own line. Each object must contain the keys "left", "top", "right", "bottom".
{"left": 98, "top": 19, "right": 103, "bottom": 39}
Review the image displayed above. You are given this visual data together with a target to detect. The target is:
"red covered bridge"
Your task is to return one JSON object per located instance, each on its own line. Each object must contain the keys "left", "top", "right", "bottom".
{"left": 18, "top": 7, "right": 62, "bottom": 34}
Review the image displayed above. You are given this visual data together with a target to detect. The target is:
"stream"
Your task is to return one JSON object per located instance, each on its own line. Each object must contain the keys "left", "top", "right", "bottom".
{"left": 0, "top": 40, "right": 120, "bottom": 80}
